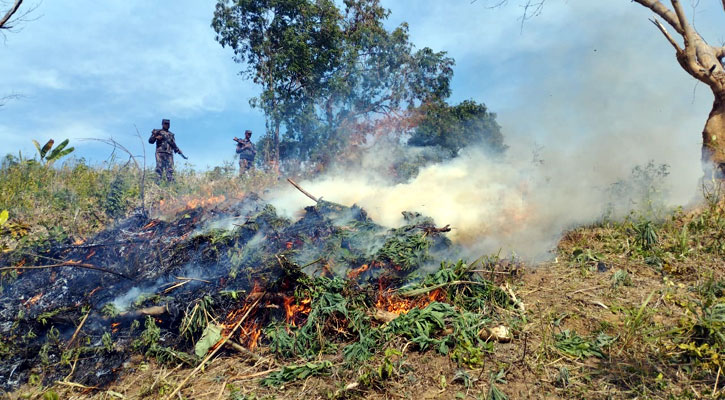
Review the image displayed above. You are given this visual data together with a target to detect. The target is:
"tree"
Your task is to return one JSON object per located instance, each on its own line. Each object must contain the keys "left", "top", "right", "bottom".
{"left": 408, "top": 99, "right": 506, "bottom": 156}
{"left": 629, "top": 0, "right": 725, "bottom": 178}
{"left": 212, "top": 0, "right": 343, "bottom": 165}
{"left": 212, "top": 0, "right": 455, "bottom": 167}
{"left": 488, "top": 0, "right": 725, "bottom": 178}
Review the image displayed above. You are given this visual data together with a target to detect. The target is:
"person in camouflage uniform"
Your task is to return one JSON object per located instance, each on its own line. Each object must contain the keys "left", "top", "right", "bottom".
{"left": 234, "top": 129, "right": 256, "bottom": 175}
{"left": 149, "top": 119, "right": 184, "bottom": 182}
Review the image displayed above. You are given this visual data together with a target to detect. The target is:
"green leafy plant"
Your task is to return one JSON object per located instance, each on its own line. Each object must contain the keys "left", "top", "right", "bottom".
{"left": 635, "top": 220, "right": 659, "bottom": 250}
{"left": 554, "top": 330, "right": 613, "bottom": 359}
{"left": 33, "top": 138, "right": 75, "bottom": 165}
{"left": 260, "top": 360, "right": 333, "bottom": 387}
{"left": 611, "top": 269, "right": 632, "bottom": 288}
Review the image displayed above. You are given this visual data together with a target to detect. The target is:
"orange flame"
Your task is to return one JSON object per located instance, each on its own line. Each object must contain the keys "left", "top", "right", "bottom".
{"left": 282, "top": 295, "right": 312, "bottom": 327}
{"left": 141, "top": 220, "right": 160, "bottom": 230}
{"left": 241, "top": 319, "right": 262, "bottom": 350}
{"left": 347, "top": 264, "right": 369, "bottom": 280}
{"left": 375, "top": 284, "right": 446, "bottom": 316}
{"left": 185, "top": 195, "right": 226, "bottom": 210}
{"left": 111, "top": 322, "right": 120, "bottom": 333}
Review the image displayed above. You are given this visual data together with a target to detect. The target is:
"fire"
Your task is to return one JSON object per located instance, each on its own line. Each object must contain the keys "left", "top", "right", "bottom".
{"left": 282, "top": 295, "right": 312, "bottom": 326}
{"left": 375, "top": 290, "right": 419, "bottom": 315}
{"left": 347, "top": 264, "right": 369, "bottom": 280}
{"left": 427, "top": 288, "right": 446, "bottom": 302}
{"left": 185, "top": 194, "right": 226, "bottom": 210}
{"left": 141, "top": 220, "right": 159, "bottom": 230}
{"left": 374, "top": 279, "right": 446, "bottom": 315}
{"left": 73, "top": 238, "right": 85, "bottom": 245}
{"left": 220, "top": 281, "right": 266, "bottom": 350}
{"left": 241, "top": 320, "right": 262, "bottom": 350}
{"left": 111, "top": 322, "right": 120, "bottom": 333}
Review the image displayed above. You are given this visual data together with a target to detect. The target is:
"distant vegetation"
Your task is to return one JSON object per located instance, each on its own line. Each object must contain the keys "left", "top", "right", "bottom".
{"left": 212, "top": 0, "right": 505, "bottom": 171}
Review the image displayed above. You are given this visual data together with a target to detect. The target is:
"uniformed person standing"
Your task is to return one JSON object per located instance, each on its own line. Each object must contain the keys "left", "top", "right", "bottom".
{"left": 149, "top": 119, "right": 185, "bottom": 182}
{"left": 234, "top": 129, "right": 256, "bottom": 175}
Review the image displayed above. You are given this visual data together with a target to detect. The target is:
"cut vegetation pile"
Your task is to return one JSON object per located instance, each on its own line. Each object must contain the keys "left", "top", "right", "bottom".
{"left": 0, "top": 189, "right": 525, "bottom": 398}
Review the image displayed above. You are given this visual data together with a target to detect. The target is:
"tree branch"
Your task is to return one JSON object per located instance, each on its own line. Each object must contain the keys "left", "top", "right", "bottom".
{"left": 649, "top": 18, "right": 683, "bottom": 53}
{"left": 632, "top": 0, "right": 683, "bottom": 34}
{"left": 670, "top": 0, "right": 708, "bottom": 81}
{"left": 0, "top": 0, "right": 23, "bottom": 29}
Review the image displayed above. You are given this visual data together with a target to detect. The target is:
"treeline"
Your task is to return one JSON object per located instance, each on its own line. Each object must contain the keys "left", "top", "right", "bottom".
{"left": 212, "top": 0, "right": 506, "bottom": 169}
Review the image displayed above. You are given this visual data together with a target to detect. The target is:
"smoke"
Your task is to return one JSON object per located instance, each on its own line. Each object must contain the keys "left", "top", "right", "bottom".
{"left": 267, "top": 0, "right": 713, "bottom": 259}
{"left": 270, "top": 2, "right": 715, "bottom": 261}
{"left": 273, "top": 1, "right": 721, "bottom": 261}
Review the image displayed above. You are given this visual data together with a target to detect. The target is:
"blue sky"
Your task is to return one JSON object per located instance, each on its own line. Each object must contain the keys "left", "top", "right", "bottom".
{"left": 1, "top": 0, "right": 722, "bottom": 179}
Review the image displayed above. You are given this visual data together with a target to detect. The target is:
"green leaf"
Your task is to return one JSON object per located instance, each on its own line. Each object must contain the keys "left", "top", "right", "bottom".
{"left": 194, "top": 323, "right": 222, "bottom": 357}
{"left": 46, "top": 139, "right": 70, "bottom": 161}
{"left": 47, "top": 147, "right": 74, "bottom": 164}
{"left": 0, "top": 210, "right": 8, "bottom": 226}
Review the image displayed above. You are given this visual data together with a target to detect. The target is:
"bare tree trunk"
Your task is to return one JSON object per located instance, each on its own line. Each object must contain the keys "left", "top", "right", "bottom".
{"left": 702, "top": 92, "right": 725, "bottom": 178}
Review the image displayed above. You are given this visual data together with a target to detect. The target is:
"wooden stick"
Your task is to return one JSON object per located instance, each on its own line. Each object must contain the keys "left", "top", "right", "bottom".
{"left": 714, "top": 365, "right": 721, "bottom": 397}
{"left": 224, "top": 340, "right": 263, "bottom": 362}
{"left": 163, "top": 280, "right": 191, "bottom": 293}
{"left": 165, "top": 294, "right": 265, "bottom": 400}
{"left": 0, "top": 261, "right": 132, "bottom": 280}
{"left": 229, "top": 368, "right": 281, "bottom": 381}
{"left": 215, "top": 379, "right": 229, "bottom": 400}
{"left": 286, "top": 178, "right": 318, "bottom": 202}
{"left": 175, "top": 276, "right": 211, "bottom": 284}
{"left": 55, "top": 380, "right": 99, "bottom": 390}
{"left": 66, "top": 311, "right": 90, "bottom": 349}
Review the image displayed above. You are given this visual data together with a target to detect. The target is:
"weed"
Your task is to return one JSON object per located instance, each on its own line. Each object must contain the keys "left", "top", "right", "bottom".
{"left": 634, "top": 220, "right": 659, "bottom": 251}
{"left": 611, "top": 269, "right": 632, "bottom": 288}
{"left": 260, "top": 360, "right": 333, "bottom": 387}
{"left": 554, "top": 330, "right": 612, "bottom": 359}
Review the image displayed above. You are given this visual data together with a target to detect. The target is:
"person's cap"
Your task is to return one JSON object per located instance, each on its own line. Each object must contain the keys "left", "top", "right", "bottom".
{"left": 244, "top": 130, "right": 252, "bottom": 134}
{"left": 162, "top": 119, "right": 170, "bottom": 124}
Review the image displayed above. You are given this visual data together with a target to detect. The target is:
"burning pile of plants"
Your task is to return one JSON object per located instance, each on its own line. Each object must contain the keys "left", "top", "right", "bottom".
{"left": 0, "top": 187, "right": 522, "bottom": 394}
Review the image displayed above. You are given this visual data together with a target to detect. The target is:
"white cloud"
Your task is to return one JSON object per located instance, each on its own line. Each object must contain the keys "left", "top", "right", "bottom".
{"left": 23, "top": 69, "right": 68, "bottom": 90}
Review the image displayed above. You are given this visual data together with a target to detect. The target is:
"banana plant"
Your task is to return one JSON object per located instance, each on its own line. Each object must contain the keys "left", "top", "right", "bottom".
{"left": 32, "top": 138, "right": 74, "bottom": 165}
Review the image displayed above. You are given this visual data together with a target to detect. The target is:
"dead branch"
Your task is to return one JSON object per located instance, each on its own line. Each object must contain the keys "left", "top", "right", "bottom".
{"left": 66, "top": 311, "right": 90, "bottom": 349}
{"left": 649, "top": 18, "right": 683, "bottom": 53}
{"left": 397, "top": 280, "right": 491, "bottom": 297}
{"left": 175, "top": 276, "right": 211, "bottom": 284}
{"left": 54, "top": 380, "right": 99, "bottom": 391}
{"left": 421, "top": 224, "right": 451, "bottom": 236}
{"left": 229, "top": 368, "right": 281, "bottom": 381}
{"left": 165, "top": 293, "right": 265, "bottom": 400}
{"left": 632, "top": 0, "right": 683, "bottom": 34}
{"left": 0, "top": 261, "right": 132, "bottom": 280}
{"left": 286, "top": 178, "right": 319, "bottom": 202}
{"left": 0, "top": 0, "right": 22, "bottom": 29}
{"left": 224, "top": 340, "right": 264, "bottom": 362}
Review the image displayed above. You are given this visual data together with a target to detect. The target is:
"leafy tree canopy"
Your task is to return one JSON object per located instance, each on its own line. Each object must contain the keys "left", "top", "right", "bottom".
{"left": 408, "top": 100, "right": 506, "bottom": 156}
{"left": 213, "top": 0, "right": 501, "bottom": 167}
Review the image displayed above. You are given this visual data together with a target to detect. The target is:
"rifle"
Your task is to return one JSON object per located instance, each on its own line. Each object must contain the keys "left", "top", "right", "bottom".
{"left": 233, "top": 137, "right": 253, "bottom": 150}
{"left": 153, "top": 129, "right": 188, "bottom": 159}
